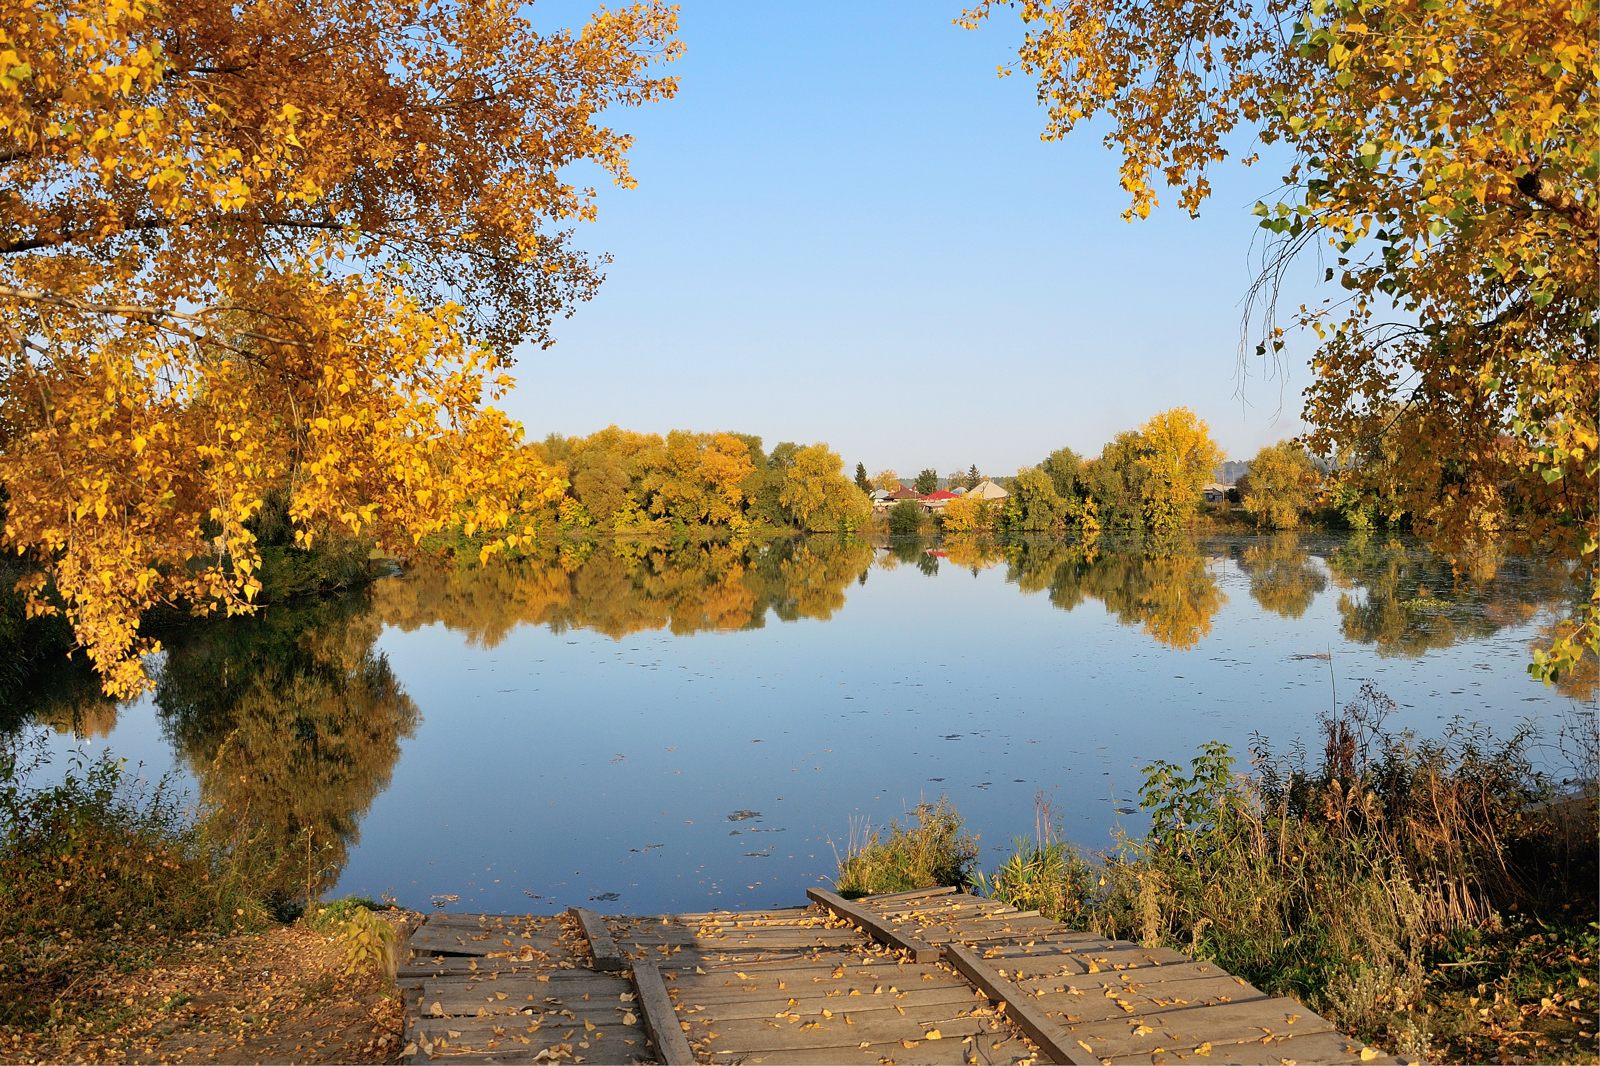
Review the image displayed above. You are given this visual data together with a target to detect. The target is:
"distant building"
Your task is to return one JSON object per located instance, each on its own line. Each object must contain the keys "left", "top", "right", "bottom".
{"left": 966, "top": 479, "right": 1009, "bottom": 501}
{"left": 1202, "top": 482, "right": 1229, "bottom": 503}
{"left": 918, "top": 490, "right": 960, "bottom": 512}
{"left": 886, "top": 487, "right": 920, "bottom": 501}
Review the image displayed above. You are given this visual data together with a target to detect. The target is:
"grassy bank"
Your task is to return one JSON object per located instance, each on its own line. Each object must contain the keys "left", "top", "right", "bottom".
{"left": 832, "top": 691, "right": 1598, "bottom": 1064}
{"left": 0, "top": 731, "right": 411, "bottom": 1062}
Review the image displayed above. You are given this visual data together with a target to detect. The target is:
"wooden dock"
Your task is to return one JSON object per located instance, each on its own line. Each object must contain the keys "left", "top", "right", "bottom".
{"left": 398, "top": 887, "right": 1400, "bottom": 1065}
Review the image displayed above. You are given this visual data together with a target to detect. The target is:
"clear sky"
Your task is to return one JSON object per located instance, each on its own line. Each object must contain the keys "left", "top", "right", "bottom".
{"left": 508, "top": 0, "right": 1321, "bottom": 477}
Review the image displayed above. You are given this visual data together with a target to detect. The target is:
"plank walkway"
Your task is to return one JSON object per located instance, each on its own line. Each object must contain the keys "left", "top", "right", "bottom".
{"left": 398, "top": 888, "right": 1401, "bottom": 1066}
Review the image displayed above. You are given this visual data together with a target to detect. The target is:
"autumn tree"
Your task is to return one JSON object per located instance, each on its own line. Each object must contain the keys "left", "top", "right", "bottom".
{"left": 965, "top": 0, "right": 1597, "bottom": 681}
{"left": 778, "top": 443, "right": 870, "bottom": 532}
{"left": 940, "top": 494, "right": 997, "bottom": 534}
{"left": 1077, "top": 432, "right": 1147, "bottom": 531}
{"left": 0, "top": 0, "right": 682, "bottom": 693}
{"left": 914, "top": 468, "right": 939, "bottom": 495}
{"left": 1003, "top": 467, "right": 1069, "bottom": 531}
{"left": 1040, "top": 445, "right": 1083, "bottom": 500}
{"left": 1137, "top": 408, "right": 1225, "bottom": 534}
{"left": 1242, "top": 440, "right": 1322, "bottom": 529}
{"left": 854, "top": 462, "right": 871, "bottom": 492}
{"left": 873, "top": 469, "right": 902, "bottom": 492}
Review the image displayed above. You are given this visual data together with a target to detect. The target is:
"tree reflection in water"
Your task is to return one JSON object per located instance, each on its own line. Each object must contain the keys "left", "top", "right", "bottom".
{"left": 153, "top": 589, "right": 419, "bottom": 901}
{"left": 1238, "top": 534, "right": 1328, "bottom": 620}
{"left": 1004, "top": 536, "right": 1226, "bottom": 650}
{"left": 373, "top": 537, "right": 876, "bottom": 646}
{"left": 1324, "top": 533, "right": 1572, "bottom": 657}
{"left": 10, "top": 532, "right": 1582, "bottom": 901}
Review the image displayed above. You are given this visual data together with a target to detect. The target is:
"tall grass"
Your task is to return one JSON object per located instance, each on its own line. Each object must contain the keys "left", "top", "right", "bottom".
{"left": 832, "top": 796, "right": 979, "bottom": 898}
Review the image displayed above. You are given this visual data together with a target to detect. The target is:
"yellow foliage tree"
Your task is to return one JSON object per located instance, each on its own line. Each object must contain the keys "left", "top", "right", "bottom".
{"left": 872, "top": 469, "right": 901, "bottom": 492}
{"left": 0, "top": 0, "right": 681, "bottom": 693}
{"left": 1136, "top": 408, "right": 1224, "bottom": 534}
{"left": 1242, "top": 441, "right": 1322, "bottom": 530}
{"left": 779, "top": 443, "right": 870, "bottom": 533}
{"left": 940, "top": 494, "right": 997, "bottom": 534}
{"left": 637, "top": 431, "right": 755, "bottom": 530}
{"left": 965, "top": 0, "right": 1597, "bottom": 681}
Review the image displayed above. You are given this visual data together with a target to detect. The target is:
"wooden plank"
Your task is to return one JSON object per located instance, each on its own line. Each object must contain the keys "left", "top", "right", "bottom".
{"left": 806, "top": 888, "right": 941, "bottom": 963}
{"left": 944, "top": 941, "right": 1097, "bottom": 1066}
{"left": 1102, "top": 1025, "right": 1391, "bottom": 1064}
{"left": 668, "top": 983, "right": 980, "bottom": 1019}
{"left": 569, "top": 905, "right": 625, "bottom": 971}
{"left": 400, "top": 957, "right": 585, "bottom": 977}
{"left": 855, "top": 885, "right": 962, "bottom": 904}
{"left": 632, "top": 958, "right": 697, "bottom": 1065}
{"left": 688, "top": 1007, "right": 992, "bottom": 1055}
{"left": 407, "top": 923, "right": 566, "bottom": 957}
{"left": 405, "top": 981, "right": 636, "bottom": 1018}
{"left": 407, "top": 1013, "right": 651, "bottom": 1057}
{"left": 705, "top": 1032, "right": 1037, "bottom": 1065}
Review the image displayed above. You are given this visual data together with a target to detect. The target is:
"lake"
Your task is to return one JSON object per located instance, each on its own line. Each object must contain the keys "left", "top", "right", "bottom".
{"left": 20, "top": 532, "right": 1587, "bottom": 917}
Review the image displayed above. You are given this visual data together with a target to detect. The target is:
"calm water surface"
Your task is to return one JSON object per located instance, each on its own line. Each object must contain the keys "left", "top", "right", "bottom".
{"left": 26, "top": 533, "right": 1585, "bottom": 916}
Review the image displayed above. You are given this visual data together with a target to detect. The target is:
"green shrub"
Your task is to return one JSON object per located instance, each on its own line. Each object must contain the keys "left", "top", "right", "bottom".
{"left": 833, "top": 797, "right": 979, "bottom": 898}
{"left": 887, "top": 500, "right": 923, "bottom": 535}
{"left": 306, "top": 897, "right": 396, "bottom": 976}
{"left": 1081, "top": 687, "right": 1595, "bottom": 1039}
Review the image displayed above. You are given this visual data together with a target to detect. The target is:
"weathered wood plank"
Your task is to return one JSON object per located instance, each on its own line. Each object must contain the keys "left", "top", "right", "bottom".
{"left": 568, "top": 905, "right": 625, "bottom": 971}
{"left": 632, "top": 958, "right": 697, "bottom": 1065}
{"left": 856, "top": 885, "right": 963, "bottom": 904}
{"left": 399, "top": 957, "right": 587, "bottom": 978}
{"left": 705, "top": 1032, "right": 1037, "bottom": 1066}
{"left": 407, "top": 1013, "right": 651, "bottom": 1057}
{"left": 404, "top": 981, "right": 636, "bottom": 1018}
{"left": 806, "top": 888, "right": 941, "bottom": 962}
{"left": 1102, "top": 1025, "right": 1395, "bottom": 1064}
{"left": 669, "top": 983, "right": 982, "bottom": 1020}
{"left": 944, "top": 941, "right": 1097, "bottom": 1066}
{"left": 689, "top": 1007, "right": 993, "bottom": 1056}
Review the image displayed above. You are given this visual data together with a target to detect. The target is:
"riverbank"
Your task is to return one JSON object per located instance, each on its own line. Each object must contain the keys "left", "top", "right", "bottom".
{"left": 1, "top": 919, "right": 410, "bottom": 1066}
{"left": 831, "top": 696, "right": 1598, "bottom": 1065}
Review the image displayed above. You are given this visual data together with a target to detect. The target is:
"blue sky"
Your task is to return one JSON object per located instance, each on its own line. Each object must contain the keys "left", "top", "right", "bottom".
{"left": 508, "top": 0, "right": 1320, "bottom": 477}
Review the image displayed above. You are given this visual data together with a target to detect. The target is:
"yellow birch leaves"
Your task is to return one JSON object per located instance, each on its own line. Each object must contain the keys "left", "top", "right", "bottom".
{"left": 1, "top": 0, "right": 680, "bottom": 693}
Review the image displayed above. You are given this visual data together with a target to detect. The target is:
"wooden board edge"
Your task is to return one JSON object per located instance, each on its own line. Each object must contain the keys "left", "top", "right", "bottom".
{"left": 632, "top": 959, "right": 697, "bottom": 1066}
{"left": 805, "top": 888, "right": 940, "bottom": 962}
{"left": 568, "top": 906, "right": 625, "bottom": 972}
{"left": 854, "top": 884, "right": 962, "bottom": 904}
{"left": 943, "top": 942, "right": 1097, "bottom": 1066}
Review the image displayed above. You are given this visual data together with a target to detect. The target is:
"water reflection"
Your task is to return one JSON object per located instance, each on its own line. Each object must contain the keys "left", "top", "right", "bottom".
{"left": 153, "top": 590, "right": 419, "bottom": 899}
{"left": 1238, "top": 535, "right": 1328, "bottom": 620}
{"left": 1002, "top": 538, "right": 1225, "bottom": 650}
{"left": 374, "top": 538, "right": 876, "bottom": 644}
{"left": 13, "top": 532, "right": 1584, "bottom": 911}
{"left": 1323, "top": 534, "right": 1569, "bottom": 657}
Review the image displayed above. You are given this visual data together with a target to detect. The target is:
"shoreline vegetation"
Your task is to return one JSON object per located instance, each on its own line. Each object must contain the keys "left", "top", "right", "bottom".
{"left": 2, "top": 687, "right": 1594, "bottom": 1064}
{"left": 2, "top": 405, "right": 1472, "bottom": 703}
{"left": 835, "top": 691, "right": 1599, "bottom": 1065}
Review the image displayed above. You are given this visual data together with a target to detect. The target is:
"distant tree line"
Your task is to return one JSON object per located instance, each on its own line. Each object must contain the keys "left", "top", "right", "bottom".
{"left": 530, "top": 427, "right": 870, "bottom": 543}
